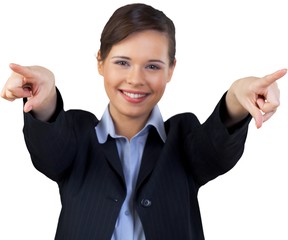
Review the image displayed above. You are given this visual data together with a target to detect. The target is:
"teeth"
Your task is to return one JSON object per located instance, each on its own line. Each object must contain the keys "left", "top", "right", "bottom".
{"left": 123, "top": 91, "right": 146, "bottom": 99}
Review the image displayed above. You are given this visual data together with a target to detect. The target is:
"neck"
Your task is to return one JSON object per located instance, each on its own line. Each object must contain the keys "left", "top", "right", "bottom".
{"left": 112, "top": 114, "right": 150, "bottom": 140}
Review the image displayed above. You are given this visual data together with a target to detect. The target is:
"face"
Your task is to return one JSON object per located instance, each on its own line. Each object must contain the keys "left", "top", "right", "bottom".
{"left": 98, "top": 30, "right": 176, "bottom": 124}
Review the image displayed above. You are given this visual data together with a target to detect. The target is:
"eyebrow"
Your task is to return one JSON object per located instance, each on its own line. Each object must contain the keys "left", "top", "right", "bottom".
{"left": 111, "top": 56, "right": 166, "bottom": 65}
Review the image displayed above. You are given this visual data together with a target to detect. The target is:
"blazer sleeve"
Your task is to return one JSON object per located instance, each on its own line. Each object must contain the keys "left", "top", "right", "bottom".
{"left": 22, "top": 88, "right": 97, "bottom": 182}
{"left": 184, "top": 92, "right": 252, "bottom": 187}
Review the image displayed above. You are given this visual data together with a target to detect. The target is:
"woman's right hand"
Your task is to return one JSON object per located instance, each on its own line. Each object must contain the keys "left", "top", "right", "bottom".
{"left": 1, "top": 63, "right": 57, "bottom": 121}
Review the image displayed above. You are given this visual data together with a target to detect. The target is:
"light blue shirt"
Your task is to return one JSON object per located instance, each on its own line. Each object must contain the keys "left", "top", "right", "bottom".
{"left": 95, "top": 105, "right": 166, "bottom": 240}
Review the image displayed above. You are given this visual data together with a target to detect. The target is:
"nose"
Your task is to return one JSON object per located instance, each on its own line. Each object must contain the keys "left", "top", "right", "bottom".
{"left": 126, "top": 67, "right": 144, "bottom": 86}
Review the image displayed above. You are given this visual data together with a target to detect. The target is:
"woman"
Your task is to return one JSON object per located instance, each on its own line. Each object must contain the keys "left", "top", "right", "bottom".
{"left": 1, "top": 3, "right": 286, "bottom": 240}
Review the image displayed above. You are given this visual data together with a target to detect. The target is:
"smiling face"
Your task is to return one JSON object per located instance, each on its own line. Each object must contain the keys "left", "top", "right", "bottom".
{"left": 98, "top": 30, "right": 176, "bottom": 125}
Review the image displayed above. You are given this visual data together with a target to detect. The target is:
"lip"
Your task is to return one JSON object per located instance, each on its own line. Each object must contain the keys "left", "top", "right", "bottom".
{"left": 119, "top": 89, "right": 150, "bottom": 103}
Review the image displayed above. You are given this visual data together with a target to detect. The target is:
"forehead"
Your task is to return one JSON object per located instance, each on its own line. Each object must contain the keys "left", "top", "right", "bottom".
{"left": 109, "top": 30, "right": 169, "bottom": 59}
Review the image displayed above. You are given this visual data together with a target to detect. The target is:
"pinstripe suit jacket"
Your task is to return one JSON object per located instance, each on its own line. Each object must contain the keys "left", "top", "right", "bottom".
{"left": 23, "top": 89, "right": 251, "bottom": 240}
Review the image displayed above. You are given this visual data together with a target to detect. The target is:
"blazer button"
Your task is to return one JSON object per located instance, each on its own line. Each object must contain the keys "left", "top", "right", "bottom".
{"left": 141, "top": 199, "right": 152, "bottom": 207}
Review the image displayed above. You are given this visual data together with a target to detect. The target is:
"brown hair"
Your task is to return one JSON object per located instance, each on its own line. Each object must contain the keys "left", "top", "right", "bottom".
{"left": 99, "top": 3, "right": 176, "bottom": 66}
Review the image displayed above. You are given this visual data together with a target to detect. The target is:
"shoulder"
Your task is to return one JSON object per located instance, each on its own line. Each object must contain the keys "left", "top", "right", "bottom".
{"left": 164, "top": 112, "right": 201, "bottom": 135}
{"left": 165, "top": 112, "right": 200, "bottom": 126}
{"left": 66, "top": 109, "right": 99, "bottom": 128}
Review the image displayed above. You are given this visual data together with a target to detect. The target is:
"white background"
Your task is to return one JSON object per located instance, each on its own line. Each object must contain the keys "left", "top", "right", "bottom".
{"left": 0, "top": 0, "right": 287, "bottom": 239}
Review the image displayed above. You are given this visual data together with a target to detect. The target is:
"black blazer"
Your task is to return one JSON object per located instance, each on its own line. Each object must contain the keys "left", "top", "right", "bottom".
{"left": 23, "top": 90, "right": 251, "bottom": 240}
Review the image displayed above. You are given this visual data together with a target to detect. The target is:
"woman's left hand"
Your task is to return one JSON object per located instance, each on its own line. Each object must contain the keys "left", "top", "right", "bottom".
{"left": 226, "top": 68, "right": 287, "bottom": 128}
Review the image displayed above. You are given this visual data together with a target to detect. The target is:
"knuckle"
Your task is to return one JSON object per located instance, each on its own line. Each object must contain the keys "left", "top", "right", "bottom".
{"left": 5, "top": 90, "right": 16, "bottom": 100}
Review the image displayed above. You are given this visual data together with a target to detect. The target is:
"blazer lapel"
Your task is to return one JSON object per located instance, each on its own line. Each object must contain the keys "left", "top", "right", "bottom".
{"left": 101, "top": 136, "right": 125, "bottom": 184}
{"left": 136, "top": 127, "right": 164, "bottom": 190}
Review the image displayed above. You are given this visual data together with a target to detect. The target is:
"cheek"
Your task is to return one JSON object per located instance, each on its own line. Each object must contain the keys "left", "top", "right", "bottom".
{"left": 103, "top": 71, "right": 115, "bottom": 89}
{"left": 103, "top": 67, "right": 123, "bottom": 84}
{"left": 103, "top": 73, "right": 121, "bottom": 98}
{"left": 151, "top": 79, "right": 167, "bottom": 95}
{"left": 103, "top": 75, "right": 114, "bottom": 95}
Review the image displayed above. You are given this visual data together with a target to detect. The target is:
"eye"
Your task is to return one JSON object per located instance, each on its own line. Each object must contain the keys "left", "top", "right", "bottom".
{"left": 146, "top": 64, "right": 160, "bottom": 70}
{"left": 115, "top": 60, "right": 129, "bottom": 67}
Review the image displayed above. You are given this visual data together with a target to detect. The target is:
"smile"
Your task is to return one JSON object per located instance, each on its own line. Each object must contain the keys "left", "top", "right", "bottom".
{"left": 122, "top": 91, "right": 147, "bottom": 99}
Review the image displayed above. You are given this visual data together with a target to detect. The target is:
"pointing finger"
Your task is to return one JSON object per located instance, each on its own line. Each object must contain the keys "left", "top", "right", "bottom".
{"left": 259, "top": 68, "right": 287, "bottom": 88}
{"left": 9, "top": 63, "right": 34, "bottom": 79}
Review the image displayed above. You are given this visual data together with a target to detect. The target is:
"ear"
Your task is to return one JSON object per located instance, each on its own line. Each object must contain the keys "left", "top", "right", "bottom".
{"left": 167, "top": 58, "right": 176, "bottom": 83}
{"left": 97, "top": 50, "right": 104, "bottom": 76}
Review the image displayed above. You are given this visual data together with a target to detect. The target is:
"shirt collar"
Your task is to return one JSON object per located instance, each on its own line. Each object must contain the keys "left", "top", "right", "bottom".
{"left": 95, "top": 105, "right": 166, "bottom": 143}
